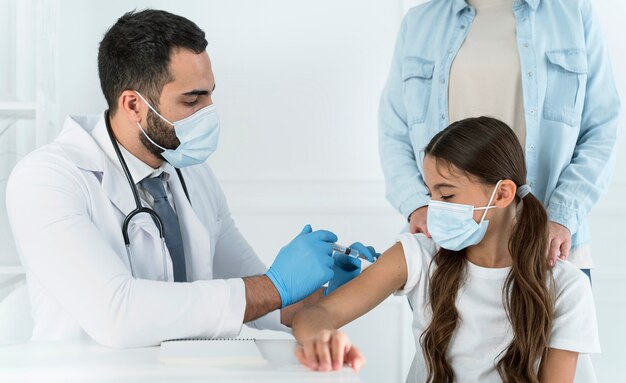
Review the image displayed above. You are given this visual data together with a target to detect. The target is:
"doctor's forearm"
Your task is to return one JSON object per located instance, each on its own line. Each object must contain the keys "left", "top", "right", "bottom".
{"left": 242, "top": 275, "right": 282, "bottom": 323}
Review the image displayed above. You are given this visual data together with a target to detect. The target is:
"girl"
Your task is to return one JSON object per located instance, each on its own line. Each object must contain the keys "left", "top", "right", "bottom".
{"left": 292, "top": 117, "right": 599, "bottom": 382}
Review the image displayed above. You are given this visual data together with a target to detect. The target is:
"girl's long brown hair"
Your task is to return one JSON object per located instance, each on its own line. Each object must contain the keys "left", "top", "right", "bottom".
{"left": 419, "top": 117, "right": 554, "bottom": 383}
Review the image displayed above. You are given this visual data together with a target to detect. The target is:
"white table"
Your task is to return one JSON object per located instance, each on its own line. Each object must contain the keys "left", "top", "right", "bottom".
{"left": 0, "top": 340, "right": 362, "bottom": 382}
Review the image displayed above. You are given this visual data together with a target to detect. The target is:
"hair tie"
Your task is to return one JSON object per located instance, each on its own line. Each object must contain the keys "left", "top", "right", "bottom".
{"left": 517, "top": 184, "right": 532, "bottom": 199}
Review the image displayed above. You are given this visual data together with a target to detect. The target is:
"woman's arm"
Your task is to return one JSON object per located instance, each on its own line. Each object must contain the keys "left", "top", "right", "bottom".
{"left": 379, "top": 16, "right": 431, "bottom": 220}
{"left": 538, "top": 348, "right": 579, "bottom": 383}
{"left": 292, "top": 242, "right": 407, "bottom": 371}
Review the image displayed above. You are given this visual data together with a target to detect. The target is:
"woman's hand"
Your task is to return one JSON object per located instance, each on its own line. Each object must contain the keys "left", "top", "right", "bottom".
{"left": 409, "top": 206, "right": 430, "bottom": 237}
{"left": 295, "top": 329, "right": 365, "bottom": 372}
{"left": 548, "top": 222, "right": 571, "bottom": 266}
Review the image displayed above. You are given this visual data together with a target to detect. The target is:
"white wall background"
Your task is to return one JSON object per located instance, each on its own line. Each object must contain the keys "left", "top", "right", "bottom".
{"left": 1, "top": 0, "right": 624, "bottom": 382}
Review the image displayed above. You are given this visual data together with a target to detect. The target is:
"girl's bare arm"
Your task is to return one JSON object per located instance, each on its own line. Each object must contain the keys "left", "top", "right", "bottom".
{"left": 292, "top": 242, "right": 407, "bottom": 371}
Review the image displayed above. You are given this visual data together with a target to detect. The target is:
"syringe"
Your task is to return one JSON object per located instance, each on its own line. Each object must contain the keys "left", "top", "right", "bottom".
{"left": 332, "top": 244, "right": 375, "bottom": 262}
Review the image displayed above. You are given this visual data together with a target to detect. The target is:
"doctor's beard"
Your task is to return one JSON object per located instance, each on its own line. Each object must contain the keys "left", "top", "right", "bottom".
{"left": 139, "top": 108, "right": 181, "bottom": 160}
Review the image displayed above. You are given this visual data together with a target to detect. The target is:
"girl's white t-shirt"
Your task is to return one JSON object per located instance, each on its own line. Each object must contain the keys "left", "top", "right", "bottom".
{"left": 395, "top": 233, "right": 600, "bottom": 383}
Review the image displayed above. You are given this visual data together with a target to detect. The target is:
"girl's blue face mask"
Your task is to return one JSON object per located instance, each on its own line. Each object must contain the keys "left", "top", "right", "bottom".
{"left": 427, "top": 180, "right": 502, "bottom": 251}
{"left": 134, "top": 91, "right": 220, "bottom": 168}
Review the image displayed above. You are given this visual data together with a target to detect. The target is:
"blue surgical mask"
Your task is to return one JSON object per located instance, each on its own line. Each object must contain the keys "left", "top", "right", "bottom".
{"left": 427, "top": 180, "right": 502, "bottom": 251}
{"left": 135, "top": 91, "right": 220, "bottom": 168}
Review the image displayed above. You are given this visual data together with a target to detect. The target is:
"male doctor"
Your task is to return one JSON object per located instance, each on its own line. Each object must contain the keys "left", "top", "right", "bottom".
{"left": 6, "top": 9, "right": 374, "bottom": 347}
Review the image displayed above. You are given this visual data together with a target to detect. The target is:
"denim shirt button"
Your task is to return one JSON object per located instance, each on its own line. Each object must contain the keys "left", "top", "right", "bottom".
{"left": 460, "top": 25, "right": 466, "bottom": 29}
{"left": 524, "top": 42, "right": 530, "bottom": 48}
{"left": 528, "top": 71, "right": 534, "bottom": 78}
{"left": 441, "top": 114, "right": 446, "bottom": 120}
{"left": 530, "top": 144, "right": 536, "bottom": 151}
{"left": 529, "top": 109, "right": 535, "bottom": 115}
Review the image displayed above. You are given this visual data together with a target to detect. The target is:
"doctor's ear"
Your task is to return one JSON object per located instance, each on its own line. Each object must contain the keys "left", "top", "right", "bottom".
{"left": 494, "top": 180, "right": 516, "bottom": 208}
{"left": 117, "top": 90, "right": 144, "bottom": 123}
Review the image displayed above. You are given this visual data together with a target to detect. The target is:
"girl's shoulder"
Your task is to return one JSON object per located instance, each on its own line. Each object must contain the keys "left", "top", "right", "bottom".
{"left": 395, "top": 233, "right": 439, "bottom": 296}
{"left": 551, "top": 259, "right": 592, "bottom": 294}
{"left": 548, "top": 260, "right": 600, "bottom": 354}
{"left": 397, "top": 233, "right": 439, "bottom": 260}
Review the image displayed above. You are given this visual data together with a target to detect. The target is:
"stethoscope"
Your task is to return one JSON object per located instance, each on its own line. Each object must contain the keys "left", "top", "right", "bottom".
{"left": 104, "top": 110, "right": 191, "bottom": 281}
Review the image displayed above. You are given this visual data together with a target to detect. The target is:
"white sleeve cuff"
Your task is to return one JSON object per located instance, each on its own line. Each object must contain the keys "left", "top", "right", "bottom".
{"left": 549, "top": 338, "right": 601, "bottom": 355}
{"left": 210, "top": 278, "right": 246, "bottom": 338}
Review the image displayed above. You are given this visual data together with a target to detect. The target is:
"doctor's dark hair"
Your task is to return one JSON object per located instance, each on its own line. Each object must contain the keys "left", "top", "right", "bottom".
{"left": 98, "top": 9, "right": 207, "bottom": 115}
{"left": 420, "top": 117, "right": 554, "bottom": 383}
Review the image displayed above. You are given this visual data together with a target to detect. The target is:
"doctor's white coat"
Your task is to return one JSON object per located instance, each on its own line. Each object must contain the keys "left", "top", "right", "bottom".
{"left": 6, "top": 113, "right": 286, "bottom": 347}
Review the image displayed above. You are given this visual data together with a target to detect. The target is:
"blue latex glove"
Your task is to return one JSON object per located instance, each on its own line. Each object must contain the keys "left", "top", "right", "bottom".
{"left": 326, "top": 242, "right": 380, "bottom": 295}
{"left": 265, "top": 225, "right": 338, "bottom": 307}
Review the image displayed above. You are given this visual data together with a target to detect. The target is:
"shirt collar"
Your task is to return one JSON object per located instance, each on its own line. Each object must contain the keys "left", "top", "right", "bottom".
{"left": 514, "top": 0, "right": 539, "bottom": 10}
{"left": 454, "top": 0, "right": 539, "bottom": 13}
{"left": 524, "top": 0, "right": 539, "bottom": 9}
{"left": 91, "top": 117, "right": 170, "bottom": 184}
{"left": 453, "top": 0, "right": 470, "bottom": 14}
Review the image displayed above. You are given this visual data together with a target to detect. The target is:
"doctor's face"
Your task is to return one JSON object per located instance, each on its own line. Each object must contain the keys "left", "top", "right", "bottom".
{"left": 138, "top": 49, "right": 216, "bottom": 158}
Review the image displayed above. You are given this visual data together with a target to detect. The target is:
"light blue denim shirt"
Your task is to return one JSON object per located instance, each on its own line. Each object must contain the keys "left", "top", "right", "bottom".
{"left": 379, "top": 0, "right": 620, "bottom": 249}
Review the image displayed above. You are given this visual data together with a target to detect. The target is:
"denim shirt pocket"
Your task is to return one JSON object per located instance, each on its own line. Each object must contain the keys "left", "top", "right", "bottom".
{"left": 543, "top": 49, "right": 588, "bottom": 126}
{"left": 402, "top": 56, "right": 435, "bottom": 125}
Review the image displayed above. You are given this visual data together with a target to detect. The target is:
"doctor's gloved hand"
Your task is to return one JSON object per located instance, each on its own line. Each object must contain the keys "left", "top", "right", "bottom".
{"left": 326, "top": 243, "right": 380, "bottom": 295}
{"left": 265, "top": 225, "right": 337, "bottom": 307}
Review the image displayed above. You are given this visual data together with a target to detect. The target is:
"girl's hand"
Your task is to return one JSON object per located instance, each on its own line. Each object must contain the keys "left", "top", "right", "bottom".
{"left": 295, "top": 329, "right": 365, "bottom": 372}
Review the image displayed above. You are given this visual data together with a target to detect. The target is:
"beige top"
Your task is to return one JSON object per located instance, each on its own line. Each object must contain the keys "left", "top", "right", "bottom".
{"left": 448, "top": 0, "right": 526, "bottom": 147}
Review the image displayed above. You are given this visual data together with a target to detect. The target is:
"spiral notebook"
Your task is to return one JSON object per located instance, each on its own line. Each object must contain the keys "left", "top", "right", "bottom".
{"left": 159, "top": 337, "right": 266, "bottom": 366}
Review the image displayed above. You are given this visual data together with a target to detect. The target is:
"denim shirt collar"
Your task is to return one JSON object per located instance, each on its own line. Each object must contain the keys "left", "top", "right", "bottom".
{"left": 518, "top": 0, "right": 539, "bottom": 10}
{"left": 453, "top": 0, "right": 539, "bottom": 14}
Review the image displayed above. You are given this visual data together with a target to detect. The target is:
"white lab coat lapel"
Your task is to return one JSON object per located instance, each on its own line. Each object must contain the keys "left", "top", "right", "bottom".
{"left": 101, "top": 159, "right": 172, "bottom": 281}
{"left": 58, "top": 114, "right": 172, "bottom": 281}
{"left": 167, "top": 165, "right": 214, "bottom": 281}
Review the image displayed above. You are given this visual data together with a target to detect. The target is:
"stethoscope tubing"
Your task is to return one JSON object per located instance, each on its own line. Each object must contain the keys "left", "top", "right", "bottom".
{"left": 104, "top": 110, "right": 191, "bottom": 279}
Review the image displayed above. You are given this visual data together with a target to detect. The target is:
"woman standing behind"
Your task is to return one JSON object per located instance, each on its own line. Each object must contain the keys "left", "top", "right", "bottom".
{"left": 379, "top": 0, "right": 620, "bottom": 275}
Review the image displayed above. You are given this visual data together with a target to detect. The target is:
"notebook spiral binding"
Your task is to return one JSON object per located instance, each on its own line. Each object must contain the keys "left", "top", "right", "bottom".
{"left": 162, "top": 337, "right": 256, "bottom": 343}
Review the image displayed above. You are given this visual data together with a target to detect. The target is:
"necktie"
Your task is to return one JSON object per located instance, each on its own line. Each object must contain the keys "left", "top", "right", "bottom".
{"left": 140, "top": 173, "right": 187, "bottom": 282}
